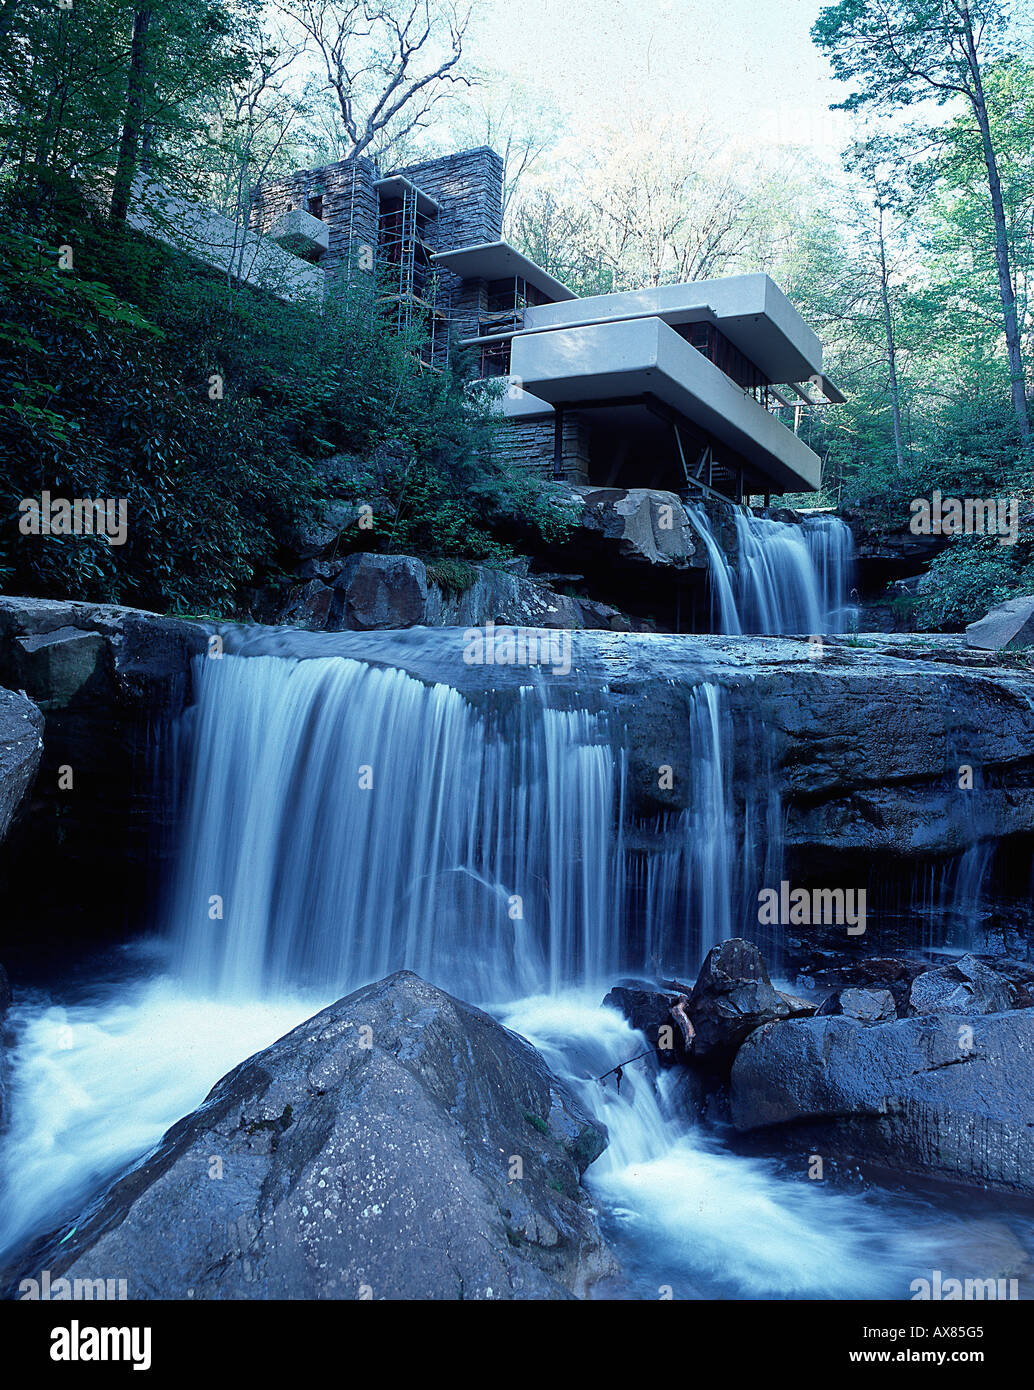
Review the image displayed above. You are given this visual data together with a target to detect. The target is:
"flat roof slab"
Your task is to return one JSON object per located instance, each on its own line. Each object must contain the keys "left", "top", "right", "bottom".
{"left": 432, "top": 241, "right": 577, "bottom": 302}
{"left": 524, "top": 273, "right": 823, "bottom": 386}
{"left": 510, "top": 316, "right": 821, "bottom": 492}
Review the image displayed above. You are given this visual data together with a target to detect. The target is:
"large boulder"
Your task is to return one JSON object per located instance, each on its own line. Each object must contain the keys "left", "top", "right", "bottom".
{"left": 331, "top": 553, "right": 429, "bottom": 630}
{"left": 602, "top": 984, "right": 691, "bottom": 1065}
{"left": 22, "top": 973, "right": 613, "bottom": 1300}
{"left": 0, "top": 686, "right": 43, "bottom": 842}
{"left": 907, "top": 954, "right": 1013, "bottom": 1016}
{"left": 686, "top": 939, "right": 790, "bottom": 1065}
{"left": 564, "top": 486, "right": 702, "bottom": 570}
{"left": 730, "top": 1008, "right": 1034, "bottom": 1195}
{"left": 965, "top": 595, "right": 1034, "bottom": 651}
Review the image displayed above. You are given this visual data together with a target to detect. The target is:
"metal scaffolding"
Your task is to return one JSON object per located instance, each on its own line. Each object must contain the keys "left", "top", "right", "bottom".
{"left": 376, "top": 182, "right": 446, "bottom": 365}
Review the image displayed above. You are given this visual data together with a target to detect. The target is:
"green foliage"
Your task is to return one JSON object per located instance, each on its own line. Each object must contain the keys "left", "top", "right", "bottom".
{"left": 424, "top": 558, "right": 477, "bottom": 597}
{"left": 812, "top": 0, "right": 1012, "bottom": 112}
{"left": 0, "top": 191, "right": 572, "bottom": 614}
{"left": 916, "top": 534, "right": 1034, "bottom": 628}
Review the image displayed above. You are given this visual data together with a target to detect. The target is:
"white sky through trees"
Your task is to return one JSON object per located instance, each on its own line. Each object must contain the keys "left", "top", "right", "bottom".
{"left": 463, "top": 0, "right": 852, "bottom": 160}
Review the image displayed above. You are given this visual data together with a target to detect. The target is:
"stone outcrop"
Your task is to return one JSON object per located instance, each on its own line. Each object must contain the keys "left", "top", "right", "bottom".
{"left": 0, "top": 686, "right": 43, "bottom": 843}
{"left": 277, "top": 553, "right": 633, "bottom": 632}
{"left": 816, "top": 987, "right": 897, "bottom": 1023}
{"left": 22, "top": 972, "right": 613, "bottom": 1300}
{"left": 561, "top": 486, "right": 704, "bottom": 570}
{"left": 0, "top": 598, "right": 207, "bottom": 944}
{"left": 966, "top": 595, "right": 1034, "bottom": 651}
{"left": 841, "top": 505, "right": 951, "bottom": 591}
{"left": 685, "top": 939, "right": 791, "bottom": 1065}
{"left": 730, "top": 1008, "right": 1034, "bottom": 1196}
{"left": 907, "top": 954, "right": 1013, "bottom": 1016}
{"left": 581, "top": 631, "right": 1034, "bottom": 870}
{"left": 5, "top": 603, "right": 1034, "bottom": 904}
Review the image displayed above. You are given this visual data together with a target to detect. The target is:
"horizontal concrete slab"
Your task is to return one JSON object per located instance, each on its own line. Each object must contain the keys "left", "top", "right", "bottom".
{"left": 524, "top": 273, "right": 823, "bottom": 386}
{"left": 510, "top": 316, "right": 821, "bottom": 492}
{"left": 432, "top": 241, "right": 577, "bottom": 302}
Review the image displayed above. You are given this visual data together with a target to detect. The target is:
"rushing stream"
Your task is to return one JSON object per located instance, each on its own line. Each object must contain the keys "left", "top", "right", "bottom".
{"left": 3, "top": 621, "right": 1033, "bottom": 1298}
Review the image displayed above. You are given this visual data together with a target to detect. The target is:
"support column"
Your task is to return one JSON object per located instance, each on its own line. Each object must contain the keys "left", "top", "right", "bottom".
{"left": 553, "top": 408, "right": 565, "bottom": 481}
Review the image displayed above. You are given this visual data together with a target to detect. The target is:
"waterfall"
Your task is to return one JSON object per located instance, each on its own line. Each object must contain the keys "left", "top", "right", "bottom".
{"left": 169, "top": 654, "right": 628, "bottom": 1001}
{"left": 2, "top": 635, "right": 1024, "bottom": 1299}
{"left": 685, "top": 503, "right": 855, "bottom": 636}
{"left": 732, "top": 509, "right": 824, "bottom": 634}
{"left": 803, "top": 513, "right": 858, "bottom": 634}
{"left": 683, "top": 503, "right": 741, "bottom": 635}
{"left": 168, "top": 651, "right": 761, "bottom": 999}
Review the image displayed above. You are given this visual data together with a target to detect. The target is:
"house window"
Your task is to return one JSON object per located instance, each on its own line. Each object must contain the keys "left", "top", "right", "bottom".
{"left": 681, "top": 323, "right": 770, "bottom": 404}
{"left": 479, "top": 338, "right": 512, "bottom": 378}
{"left": 308, "top": 194, "right": 324, "bottom": 221}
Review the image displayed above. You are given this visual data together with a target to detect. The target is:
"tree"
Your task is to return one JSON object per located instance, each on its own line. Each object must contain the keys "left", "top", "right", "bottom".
{"left": 813, "top": 0, "right": 1031, "bottom": 443}
{"left": 279, "top": 0, "right": 470, "bottom": 168}
{"left": 579, "top": 119, "right": 769, "bottom": 289}
{"left": 0, "top": 0, "right": 253, "bottom": 216}
{"left": 846, "top": 140, "right": 911, "bottom": 474}
{"left": 109, "top": 6, "right": 153, "bottom": 224}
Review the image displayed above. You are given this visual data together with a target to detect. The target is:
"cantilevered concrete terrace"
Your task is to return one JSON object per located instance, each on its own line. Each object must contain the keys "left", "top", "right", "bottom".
{"left": 491, "top": 272, "right": 841, "bottom": 496}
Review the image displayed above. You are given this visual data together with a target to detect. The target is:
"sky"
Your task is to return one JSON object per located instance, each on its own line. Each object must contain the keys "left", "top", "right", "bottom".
{"left": 462, "top": 0, "right": 854, "bottom": 159}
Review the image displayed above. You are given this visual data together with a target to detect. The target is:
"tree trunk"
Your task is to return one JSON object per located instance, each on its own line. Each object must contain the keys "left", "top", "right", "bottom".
{"left": 876, "top": 202, "right": 906, "bottom": 475}
{"left": 110, "top": 7, "right": 153, "bottom": 227}
{"left": 963, "top": 11, "right": 1030, "bottom": 445}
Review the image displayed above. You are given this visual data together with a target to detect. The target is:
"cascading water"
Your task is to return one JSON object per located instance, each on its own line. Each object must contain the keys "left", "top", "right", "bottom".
{"left": 169, "top": 653, "right": 626, "bottom": 1001}
{"left": 685, "top": 502, "right": 856, "bottom": 636}
{"left": 804, "top": 512, "right": 858, "bottom": 634}
{"left": 733, "top": 509, "right": 825, "bottom": 634}
{"left": 683, "top": 503, "right": 741, "bottom": 635}
{"left": 1, "top": 634, "right": 1030, "bottom": 1297}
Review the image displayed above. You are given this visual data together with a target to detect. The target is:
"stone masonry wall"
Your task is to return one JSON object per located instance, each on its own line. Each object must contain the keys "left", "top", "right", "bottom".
{"left": 393, "top": 148, "right": 505, "bottom": 345}
{"left": 250, "top": 157, "right": 380, "bottom": 288}
{"left": 492, "top": 415, "right": 591, "bottom": 485}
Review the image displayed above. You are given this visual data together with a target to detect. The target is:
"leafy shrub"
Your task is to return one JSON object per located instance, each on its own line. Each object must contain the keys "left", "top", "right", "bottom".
{"left": 0, "top": 192, "right": 572, "bottom": 615}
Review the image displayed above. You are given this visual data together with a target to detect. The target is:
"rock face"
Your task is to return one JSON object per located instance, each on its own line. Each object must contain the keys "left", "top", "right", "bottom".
{"left": 0, "top": 598, "right": 207, "bottom": 944}
{"left": 817, "top": 987, "right": 897, "bottom": 1023}
{"left": 730, "top": 1009, "right": 1034, "bottom": 1195}
{"left": 841, "top": 505, "right": 951, "bottom": 595}
{"left": 966, "top": 595, "right": 1034, "bottom": 651}
{"left": 275, "top": 553, "right": 635, "bottom": 633}
{"left": 598, "top": 631, "right": 1034, "bottom": 872}
{"left": 686, "top": 939, "right": 790, "bottom": 1065}
{"left": 562, "top": 486, "right": 703, "bottom": 570}
{"left": 0, "top": 686, "right": 43, "bottom": 843}
{"left": 908, "top": 954, "right": 1013, "bottom": 1016}
{"left": 332, "top": 553, "right": 429, "bottom": 630}
{"left": 27, "top": 973, "right": 613, "bottom": 1300}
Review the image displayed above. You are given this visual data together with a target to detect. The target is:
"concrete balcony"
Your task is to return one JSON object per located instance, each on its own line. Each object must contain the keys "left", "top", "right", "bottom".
{"left": 509, "top": 315, "right": 822, "bottom": 493}
{"left": 269, "top": 208, "right": 330, "bottom": 261}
